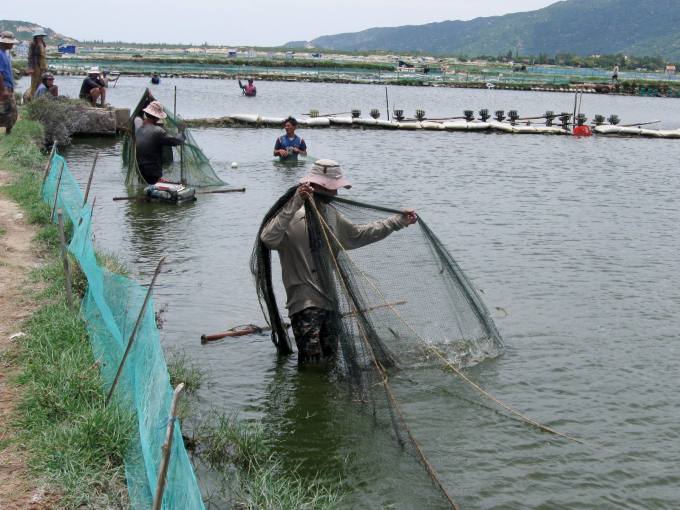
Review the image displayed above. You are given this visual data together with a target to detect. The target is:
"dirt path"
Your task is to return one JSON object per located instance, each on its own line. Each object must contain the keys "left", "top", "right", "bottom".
{"left": 0, "top": 170, "right": 57, "bottom": 509}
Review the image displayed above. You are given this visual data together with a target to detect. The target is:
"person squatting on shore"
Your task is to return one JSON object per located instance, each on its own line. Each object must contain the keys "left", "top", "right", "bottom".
{"left": 0, "top": 31, "right": 19, "bottom": 135}
{"left": 133, "top": 91, "right": 186, "bottom": 184}
{"left": 260, "top": 160, "right": 418, "bottom": 363}
{"left": 35, "top": 72, "right": 59, "bottom": 99}
{"left": 79, "top": 68, "right": 107, "bottom": 107}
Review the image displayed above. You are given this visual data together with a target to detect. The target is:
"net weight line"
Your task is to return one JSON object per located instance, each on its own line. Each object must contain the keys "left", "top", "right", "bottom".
{"left": 308, "top": 197, "right": 666, "bottom": 476}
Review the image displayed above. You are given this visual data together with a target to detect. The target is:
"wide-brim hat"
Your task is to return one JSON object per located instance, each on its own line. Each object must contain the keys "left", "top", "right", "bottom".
{"left": 300, "top": 159, "right": 351, "bottom": 190}
{"left": 0, "top": 31, "right": 19, "bottom": 44}
{"left": 87, "top": 67, "right": 100, "bottom": 75}
{"left": 143, "top": 101, "right": 167, "bottom": 120}
{"left": 33, "top": 27, "right": 47, "bottom": 37}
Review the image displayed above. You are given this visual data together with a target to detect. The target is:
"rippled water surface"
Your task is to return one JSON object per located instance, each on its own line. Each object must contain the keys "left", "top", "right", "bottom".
{"left": 17, "top": 76, "right": 680, "bottom": 508}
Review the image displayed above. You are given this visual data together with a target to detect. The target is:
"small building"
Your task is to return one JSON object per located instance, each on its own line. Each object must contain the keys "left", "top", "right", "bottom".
{"left": 666, "top": 65, "right": 676, "bottom": 75}
{"left": 58, "top": 44, "right": 77, "bottom": 54}
{"left": 16, "top": 41, "right": 28, "bottom": 55}
{"left": 228, "top": 51, "right": 237, "bottom": 57}
{"left": 312, "top": 53, "right": 322, "bottom": 58}
{"left": 267, "top": 52, "right": 276, "bottom": 58}
{"left": 245, "top": 49, "right": 257, "bottom": 58}
{"left": 285, "top": 51, "right": 294, "bottom": 59}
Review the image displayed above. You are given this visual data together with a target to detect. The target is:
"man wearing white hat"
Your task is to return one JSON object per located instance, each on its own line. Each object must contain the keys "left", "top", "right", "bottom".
{"left": 0, "top": 31, "right": 19, "bottom": 135}
{"left": 79, "top": 68, "right": 106, "bottom": 107}
{"left": 133, "top": 95, "right": 186, "bottom": 184}
{"left": 260, "top": 160, "right": 418, "bottom": 363}
{"left": 28, "top": 27, "right": 47, "bottom": 97}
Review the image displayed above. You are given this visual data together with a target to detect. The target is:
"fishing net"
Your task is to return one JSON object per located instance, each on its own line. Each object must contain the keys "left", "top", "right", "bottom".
{"left": 251, "top": 187, "right": 503, "bottom": 506}
{"left": 122, "top": 90, "right": 226, "bottom": 187}
{"left": 42, "top": 153, "right": 206, "bottom": 510}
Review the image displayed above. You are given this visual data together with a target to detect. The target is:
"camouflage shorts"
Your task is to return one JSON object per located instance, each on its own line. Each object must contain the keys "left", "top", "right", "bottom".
{"left": 0, "top": 88, "right": 18, "bottom": 130}
{"left": 290, "top": 307, "right": 337, "bottom": 362}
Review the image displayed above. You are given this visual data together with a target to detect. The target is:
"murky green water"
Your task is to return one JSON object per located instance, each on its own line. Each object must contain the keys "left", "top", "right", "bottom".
{"left": 18, "top": 76, "right": 680, "bottom": 508}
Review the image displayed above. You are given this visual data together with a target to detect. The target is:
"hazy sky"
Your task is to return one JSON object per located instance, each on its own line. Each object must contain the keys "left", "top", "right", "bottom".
{"left": 4, "top": 0, "right": 562, "bottom": 46}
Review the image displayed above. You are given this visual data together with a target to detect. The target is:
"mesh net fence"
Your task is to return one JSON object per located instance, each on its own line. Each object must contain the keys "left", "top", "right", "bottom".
{"left": 252, "top": 188, "right": 503, "bottom": 506}
{"left": 42, "top": 152, "right": 206, "bottom": 510}
{"left": 122, "top": 90, "right": 226, "bottom": 187}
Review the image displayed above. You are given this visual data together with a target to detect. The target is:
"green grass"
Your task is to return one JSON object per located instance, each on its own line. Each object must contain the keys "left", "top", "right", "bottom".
{"left": 0, "top": 119, "right": 136, "bottom": 508}
{"left": 190, "top": 409, "right": 348, "bottom": 509}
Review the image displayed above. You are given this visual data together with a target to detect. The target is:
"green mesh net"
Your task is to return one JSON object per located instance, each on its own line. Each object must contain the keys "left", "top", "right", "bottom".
{"left": 42, "top": 152, "right": 206, "bottom": 510}
{"left": 122, "top": 90, "right": 226, "bottom": 187}
{"left": 252, "top": 188, "right": 503, "bottom": 507}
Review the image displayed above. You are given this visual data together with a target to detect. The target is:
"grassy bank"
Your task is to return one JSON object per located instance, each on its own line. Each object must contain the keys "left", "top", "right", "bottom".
{"left": 0, "top": 120, "right": 135, "bottom": 508}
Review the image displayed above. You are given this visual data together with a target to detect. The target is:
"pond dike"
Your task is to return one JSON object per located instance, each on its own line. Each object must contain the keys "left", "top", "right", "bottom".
{"left": 75, "top": 105, "right": 131, "bottom": 136}
{"left": 186, "top": 114, "right": 680, "bottom": 138}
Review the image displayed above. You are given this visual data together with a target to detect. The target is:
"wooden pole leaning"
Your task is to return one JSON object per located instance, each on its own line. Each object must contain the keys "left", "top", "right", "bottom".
{"left": 57, "top": 208, "right": 75, "bottom": 313}
{"left": 39, "top": 141, "right": 57, "bottom": 196}
{"left": 50, "top": 161, "right": 65, "bottom": 221}
{"left": 152, "top": 382, "right": 185, "bottom": 510}
{"left": 79, "top": 150, "right": 99, "bottom": 226}
{"left": 106, "top": 256, "right": 166, "bottom": 406}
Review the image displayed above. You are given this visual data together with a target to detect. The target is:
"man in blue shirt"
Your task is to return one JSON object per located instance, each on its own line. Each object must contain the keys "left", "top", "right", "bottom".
{"left": 35, "top": 72, "right": 59, "bottom": 99}
{"left": 274, "top": 117, "right": 307, "bottom": 161}
{"left": 0, "top": 31, "right": 18, "bottom": 135}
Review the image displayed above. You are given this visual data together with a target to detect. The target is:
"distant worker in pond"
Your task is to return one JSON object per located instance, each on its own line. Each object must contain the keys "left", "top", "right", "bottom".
{"left": 612, "top": 64, "right": 619, "bottom": 84}
{"left": 0, "top": 31, "right": 19, "bottom": 135}
{"left": 100, "top": 70, "right": 119, "bottom": 88}
{"left": 35, "top": 72, "right": 59, "bottom": 99}
{"left": 28, "top": 27, "right": 47, "bottom": 98}
{"left": 133, "top": 91, "right": 186, "bottom": 184}
{"left": 151, "top": 72, "right": 160, "bottom": 85}
{"left": 260, "top": 160, "right": 418, "bottom": 364}
{"left": 238, "top": 76, "right": 256, "bottom": 96}
{"left": 79, "top": 68, "right": 106, "bottom": 107}
{"left": 274, "top": 117, "right": 307, "bottom": 161}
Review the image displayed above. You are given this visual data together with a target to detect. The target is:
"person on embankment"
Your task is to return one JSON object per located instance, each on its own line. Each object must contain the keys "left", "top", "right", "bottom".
{"left": 259, "top": 160, "right": 418, "bottom": 364}
{"left": 238, "top": 76, "right": 257, "bottom": 96}
{"left": 79, "top": 68, "right": 107, "bottom": 107}
{"left": 134, "top": 92, "right": 186, "bottom": 184}
{"left": 35, "top": 72, "right": 59, "bottom": 99}
{"left": 0, "top": 31, "right": 19, "bottom": 135}
{"left": 274, "top": 117, "right": 307, "bottom": 161}
{"left": 27, "top": 28, "right": 47, "bottom": 98}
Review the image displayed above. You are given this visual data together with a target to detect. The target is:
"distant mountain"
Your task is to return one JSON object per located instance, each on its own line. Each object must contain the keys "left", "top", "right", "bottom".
{"left": 293, "top": 0, "right": 680, "bottom": 59}
{"left": 0, "top": 20, "right": 77, "bottom": 46}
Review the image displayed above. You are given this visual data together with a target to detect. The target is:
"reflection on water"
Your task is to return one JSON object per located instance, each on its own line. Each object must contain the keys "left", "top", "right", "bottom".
{"left": 57, "top": 79, "right": 680, "bottom": 509}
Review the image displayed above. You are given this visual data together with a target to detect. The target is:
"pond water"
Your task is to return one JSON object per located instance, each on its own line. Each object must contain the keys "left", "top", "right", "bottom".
{"left": 16, "top": 76, "right": 680, "bottom": 508}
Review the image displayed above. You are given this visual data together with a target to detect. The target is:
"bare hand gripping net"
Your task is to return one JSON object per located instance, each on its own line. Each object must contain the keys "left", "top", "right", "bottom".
{"left": 122, "top": 90, "right": 226, "bottom": 187}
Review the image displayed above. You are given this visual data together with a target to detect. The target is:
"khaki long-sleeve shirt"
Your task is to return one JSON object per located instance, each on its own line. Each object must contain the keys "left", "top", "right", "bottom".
{"left": 261, "top": 195, "right": 406, "bottom": 316}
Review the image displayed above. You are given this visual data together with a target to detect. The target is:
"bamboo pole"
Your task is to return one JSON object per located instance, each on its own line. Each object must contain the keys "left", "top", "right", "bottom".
{"left": 201, "top": 301, "right": 407, "bottom": 343}
{"left": 50, "top": 161, "right": 65, "bottom": 221}
{"left": 106, "top": 257, "right": 166, "bottom": 406}
{"left": 40, "top": 141, "right": 57, "bottom": 196}
{"left": 112, "top": 188, "right": 246, "bottom": 201}
{"left": 618, "top": 119, "right": 661, "bottom": 127}
{"left": 152, "top": 383, "right": 184, "bottom": 510}
{"left": 79, "top": 150, "right": 99, "bottom": 226}
{"left": 57, "top": 208, "right": 75, "bottom": 313}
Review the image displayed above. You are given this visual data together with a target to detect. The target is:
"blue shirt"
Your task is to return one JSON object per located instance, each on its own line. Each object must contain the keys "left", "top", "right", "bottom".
{"left": 274, "top": 135, "right": 307, "bottom": 161}
{"left": 35, "top": 83, "right": 50, "bottom": 98}
{"left": 0, "top": 50, "right": 14, "bottom": 90}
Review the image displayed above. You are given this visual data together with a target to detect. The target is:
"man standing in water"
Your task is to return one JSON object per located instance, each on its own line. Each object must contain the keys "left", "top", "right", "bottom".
{"left": 274, "top": 117, "right": 307, "bottom": 161}
{"left": 134, "top": 94, "right": 186, "bottom": 184}
{"left": 238, "top": 76, "right": 257, "bottom": 96}
{"left": 612, "top": 63, "right": 619, "bottom": 84}
{"left": 260, "top": 160, "right": 418, "bottom": 363}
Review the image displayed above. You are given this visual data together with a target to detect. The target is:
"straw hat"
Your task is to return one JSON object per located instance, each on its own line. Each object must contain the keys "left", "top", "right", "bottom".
{"left": 33, "top": 27, "right": 47, "bottom": 37}
{"left": 0, "top": 31, "right": 19, "bottom": 44}
{"left": 300, "top": 159, "right": 352, "bottom": 190}
{"left": 143, "top": 101, "right": 167, "bottom": 120}
{"left": 87, "top": 67, "right": 100, "bottom": 75}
